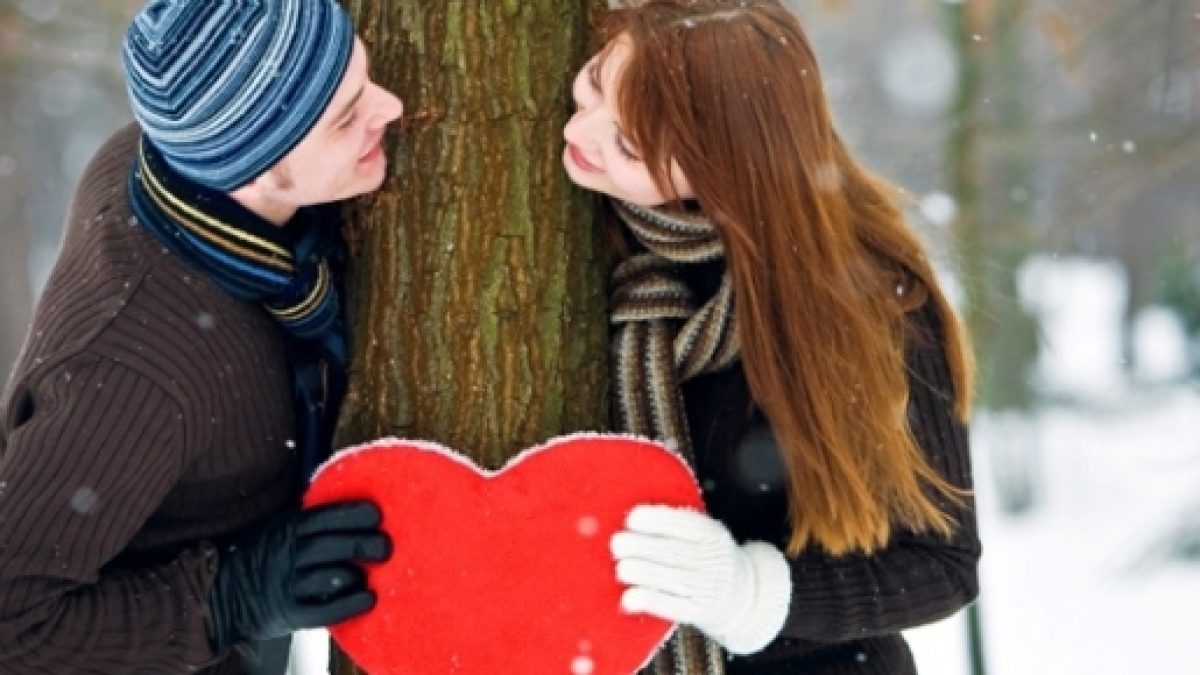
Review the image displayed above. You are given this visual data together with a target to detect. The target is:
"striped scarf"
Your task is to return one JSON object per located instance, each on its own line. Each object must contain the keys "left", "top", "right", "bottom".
{"left": 610, "top": 200, "right": 739, "bottom": 675}
{"left": 128, "top": 138, "right": 347, "bottom": 480}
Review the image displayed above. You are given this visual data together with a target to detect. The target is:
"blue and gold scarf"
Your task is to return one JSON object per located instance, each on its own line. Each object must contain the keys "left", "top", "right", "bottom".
{"left": 128, "top": 138, "right": 347, "bottom": 480}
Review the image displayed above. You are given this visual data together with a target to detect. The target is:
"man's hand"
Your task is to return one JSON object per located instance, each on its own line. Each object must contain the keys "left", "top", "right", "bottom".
{"left": 209, "top": 501, "right": 390, "bottom": 651}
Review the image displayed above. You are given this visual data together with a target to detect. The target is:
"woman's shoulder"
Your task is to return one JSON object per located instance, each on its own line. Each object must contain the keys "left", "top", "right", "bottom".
{"left": 897, "top": 274, "right": 947, "bottom": 346}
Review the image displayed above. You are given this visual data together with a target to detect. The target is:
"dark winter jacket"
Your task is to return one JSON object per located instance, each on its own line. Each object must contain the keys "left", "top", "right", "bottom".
{"left": 680, "top": 262, "right": 981, "bottom": 675}
{"left": 0, "top": 124, "right": 299, "bottom": 674}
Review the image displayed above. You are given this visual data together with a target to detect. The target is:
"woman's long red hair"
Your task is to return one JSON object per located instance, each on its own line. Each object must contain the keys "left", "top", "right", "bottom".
{"left": 599, "top": 1, "right": 974, "bottom": 555}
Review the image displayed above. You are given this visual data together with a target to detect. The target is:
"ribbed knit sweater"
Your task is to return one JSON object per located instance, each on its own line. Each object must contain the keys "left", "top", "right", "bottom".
{"left": 678, "top": 263, "right": 981, "bottom": 674}
{"left": 0, "top": 124, "right": 300, "bottom": 674}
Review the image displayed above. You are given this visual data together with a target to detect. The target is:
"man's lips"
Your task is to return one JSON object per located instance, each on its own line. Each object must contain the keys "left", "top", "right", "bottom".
{"left": 567, "top": 143, "right": 601, "bottom": 173}
{"left": 359, "top": 135, "right": 385, "bottom": 162}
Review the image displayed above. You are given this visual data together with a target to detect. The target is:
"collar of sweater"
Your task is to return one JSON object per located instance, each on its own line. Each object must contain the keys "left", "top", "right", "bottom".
{"left": 128, "top": 137, "right": 345, "bottom": 345}
{"left": 128, "top": 137, "right": 318, "bottom": 302}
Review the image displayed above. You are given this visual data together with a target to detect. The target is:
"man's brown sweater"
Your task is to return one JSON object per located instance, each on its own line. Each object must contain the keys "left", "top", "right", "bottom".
{"left": 0, "top": 125, "right": 299, "bottom": 673}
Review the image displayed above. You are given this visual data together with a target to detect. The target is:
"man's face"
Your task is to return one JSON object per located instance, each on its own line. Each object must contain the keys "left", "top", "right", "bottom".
{"left": 259, "top": 37, "right": 404, "bottom": 206}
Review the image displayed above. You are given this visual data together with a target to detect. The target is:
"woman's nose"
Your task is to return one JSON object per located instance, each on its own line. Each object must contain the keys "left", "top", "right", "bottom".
{"left": 563, "top": 110, "right": 587, "bottom": 145}
{"left": 563, "top": 100, "right": 601, "bottom": 143}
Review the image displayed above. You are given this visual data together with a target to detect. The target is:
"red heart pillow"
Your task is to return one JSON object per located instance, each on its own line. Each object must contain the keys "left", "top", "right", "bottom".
{"left": 304, "top": 433, "right": 705, "bottom": 675}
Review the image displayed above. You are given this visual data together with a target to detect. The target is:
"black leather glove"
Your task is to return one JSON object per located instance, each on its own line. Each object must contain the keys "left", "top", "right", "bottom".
{"left": 209, "top": 501, "right": 390, "bottom": 652}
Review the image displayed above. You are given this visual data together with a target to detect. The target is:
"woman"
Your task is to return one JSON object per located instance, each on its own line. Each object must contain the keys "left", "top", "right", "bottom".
{"left": 562, "top": 2, "right": 981, "bottom": 673}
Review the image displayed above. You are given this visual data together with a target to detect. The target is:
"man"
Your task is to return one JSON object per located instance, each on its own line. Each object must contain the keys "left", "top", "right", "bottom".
{"left": 0, "top": 0, "right": 404, "bottom": 672}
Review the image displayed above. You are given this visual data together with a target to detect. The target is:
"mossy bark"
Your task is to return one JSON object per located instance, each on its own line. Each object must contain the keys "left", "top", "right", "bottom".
{"left": 330, "top": 2, "right": 609, "bottom": 672}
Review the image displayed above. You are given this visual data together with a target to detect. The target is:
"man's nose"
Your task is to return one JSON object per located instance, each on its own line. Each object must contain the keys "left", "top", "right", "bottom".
{"left": 370, "top": 84, "right": 404, "bottom": 126}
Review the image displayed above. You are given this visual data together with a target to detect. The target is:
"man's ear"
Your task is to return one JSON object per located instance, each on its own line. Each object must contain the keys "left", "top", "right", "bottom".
{"left": 228, "top": 179, "right": 264, "bottom": 204}
{"left": 226, "top": 172, "right": 270, "bottom": 207}
{"left": 229, "top": 163, "right": 293, "bottom": 212}
{"left": 263, "top": 161, "right": 295, "bottom": 192}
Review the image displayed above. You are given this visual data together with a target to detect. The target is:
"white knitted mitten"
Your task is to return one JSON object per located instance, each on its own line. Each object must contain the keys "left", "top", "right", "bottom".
{"left": 611, "top": 505, "right": 792, "bottom": 654}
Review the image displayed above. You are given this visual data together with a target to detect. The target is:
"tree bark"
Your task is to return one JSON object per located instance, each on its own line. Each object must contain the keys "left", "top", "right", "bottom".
{"left": 330, "top": 2, "right": 609, "bottom": 672}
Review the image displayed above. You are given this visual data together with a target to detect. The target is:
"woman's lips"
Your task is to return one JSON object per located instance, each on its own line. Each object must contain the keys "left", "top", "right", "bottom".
{"left": 567, "top": 143, "right": 601, "bottom": 173}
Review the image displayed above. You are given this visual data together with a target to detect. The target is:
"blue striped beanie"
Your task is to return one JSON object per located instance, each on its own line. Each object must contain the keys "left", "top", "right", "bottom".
{"left": 122, "top": 0, "right": 354, "bottom": 191}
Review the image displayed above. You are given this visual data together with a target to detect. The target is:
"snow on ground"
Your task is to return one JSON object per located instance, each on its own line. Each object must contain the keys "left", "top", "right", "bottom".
{"left": 909, "top": 386, "right": 1200, "bottom": 675}
{"left": 910, "top": 256, "right": 1200, "bottom": 674}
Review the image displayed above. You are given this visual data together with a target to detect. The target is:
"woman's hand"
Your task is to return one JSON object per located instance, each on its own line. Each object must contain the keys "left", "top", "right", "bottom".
{"left": 611, "top": 505, "right": 792, "bottom": 654}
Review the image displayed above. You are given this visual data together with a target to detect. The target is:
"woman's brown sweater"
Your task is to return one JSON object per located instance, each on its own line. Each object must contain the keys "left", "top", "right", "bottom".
{"left": 680, "top": 263, "right": 981, "bottom": 675}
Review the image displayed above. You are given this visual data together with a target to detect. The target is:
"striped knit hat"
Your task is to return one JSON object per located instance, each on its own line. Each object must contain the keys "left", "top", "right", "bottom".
{"left": 122, "top": 0, "right": 354, "bottom": 191}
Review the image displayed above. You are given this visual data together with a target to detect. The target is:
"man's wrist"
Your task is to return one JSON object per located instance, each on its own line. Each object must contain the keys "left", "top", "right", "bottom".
{"left": 206, "top": 546, "right": 242, "bottom": 654}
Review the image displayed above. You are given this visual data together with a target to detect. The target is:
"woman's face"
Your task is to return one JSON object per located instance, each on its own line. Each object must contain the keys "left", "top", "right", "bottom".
{"left": 562, "top": 36, "right": 694, "bottom": 207}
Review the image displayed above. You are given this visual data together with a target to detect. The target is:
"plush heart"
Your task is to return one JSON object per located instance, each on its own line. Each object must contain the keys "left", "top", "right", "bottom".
{"left": 303, "top": 433, "right": 705, "bottom": 675}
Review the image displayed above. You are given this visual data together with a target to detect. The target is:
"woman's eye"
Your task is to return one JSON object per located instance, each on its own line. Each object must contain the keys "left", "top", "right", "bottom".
{"left": 615, "top": 133, "right": 639, "bottom": 161}
{"left": 337, "top": 114, "right": 357, "bottom": 130}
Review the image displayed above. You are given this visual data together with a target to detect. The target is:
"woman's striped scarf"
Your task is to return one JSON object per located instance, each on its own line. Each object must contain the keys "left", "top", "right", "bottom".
{"left": 128, "top": 138, "right": 347, "bottom": 480}
{"left": 610, "top": 199, "right": 739, "bottom": 675}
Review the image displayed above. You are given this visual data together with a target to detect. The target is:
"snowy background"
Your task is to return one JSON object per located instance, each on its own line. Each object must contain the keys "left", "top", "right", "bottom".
{"left": 1, "top": 1, "right": 1198, "bottom": 674}
{"left": 908, "top": 257, "right": 1199, "bottom": 675}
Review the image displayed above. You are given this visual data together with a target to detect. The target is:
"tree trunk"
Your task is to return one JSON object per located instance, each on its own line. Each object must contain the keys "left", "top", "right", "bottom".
{"left": 944, "top": 5, "right": 991, "bottom": 675}
{"left": 946, "top": 1, "right": 988, "bottom": 406}
{"left": 985, "top": 0, "right": 1038, "bottom": 415}
{"left": 330, "top": 2, "right": 609, "bottom": 673}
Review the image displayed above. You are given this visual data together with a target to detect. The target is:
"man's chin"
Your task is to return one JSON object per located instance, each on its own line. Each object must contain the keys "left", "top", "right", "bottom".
{"left": 335, "top": 173, "right": 390, "bottom": 202}
{"left": 364, "top": 172, "right": 389, "bottom": 195}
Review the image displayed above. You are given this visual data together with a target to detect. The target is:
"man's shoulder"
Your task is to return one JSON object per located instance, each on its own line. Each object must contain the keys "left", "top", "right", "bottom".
{"left": 67, "top": 122, "right": 142, "bottom": 216}
{"left": 54, "top": 123, "right": 161, "bottom": 281}
{"left": 87, "top": 122, "right": 142, "bottom": 174}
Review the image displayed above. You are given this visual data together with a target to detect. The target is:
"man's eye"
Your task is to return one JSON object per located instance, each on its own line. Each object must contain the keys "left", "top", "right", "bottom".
{"left": 337, "top": 114, "right": 357, "bottom": 130}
